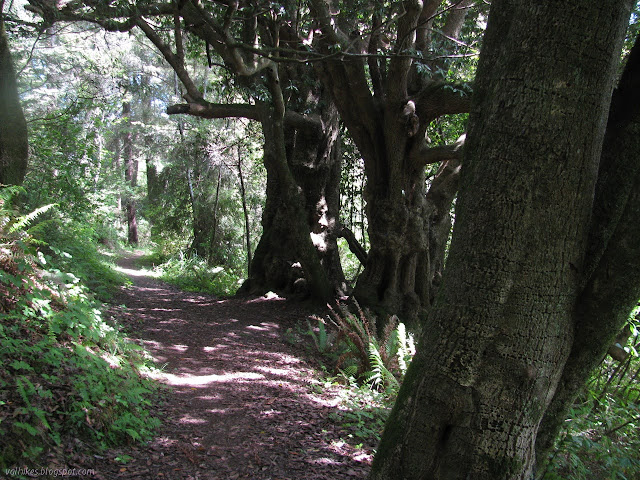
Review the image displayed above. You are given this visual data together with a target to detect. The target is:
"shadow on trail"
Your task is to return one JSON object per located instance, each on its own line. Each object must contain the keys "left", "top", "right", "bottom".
{"left": 96, "top": 255, "right": 371, "bottom": 480}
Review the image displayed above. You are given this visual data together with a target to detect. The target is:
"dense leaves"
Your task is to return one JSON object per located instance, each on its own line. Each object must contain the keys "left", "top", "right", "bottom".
{"left": 0, "top": 187, "right": 160, "bottom": 468}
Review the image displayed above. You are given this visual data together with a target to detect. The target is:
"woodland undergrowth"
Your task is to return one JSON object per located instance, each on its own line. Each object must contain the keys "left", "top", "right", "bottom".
{"left": 301, "top": 299, "right": 640, "bottom": 480}
{"left": 0, "top": 186, "right": 160, "bottom": 470}
{"left": 137, "top": 251, "right": 243, "bottom": 296}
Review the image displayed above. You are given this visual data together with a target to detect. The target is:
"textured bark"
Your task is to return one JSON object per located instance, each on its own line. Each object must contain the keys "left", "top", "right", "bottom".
{"left": 243, "top": 98, "right": 343, "bottom": 300}
{"left": 369, "top": 2, "right": 631, "bottom": 479}
{"left": 312, "top": 0, "right": 471, "bottom": 327}
{"left": 535, "top": 33, "right": 640, "bottom": 466}
{"left": 0, "top": 7, "right": 28, "bottom": 186}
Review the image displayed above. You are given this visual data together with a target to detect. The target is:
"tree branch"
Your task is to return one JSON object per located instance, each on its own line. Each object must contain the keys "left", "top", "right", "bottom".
{"left": 166, "top": 102, "right": 262, "bottom": 120}
{"left": 440, "top": 0, "right": 474, "bottom": 40}
{"left": 425, "top": 150, "right": 463, "bottom": 211}
{"left": 308, "top": 0, "right": 350, "bottom": 48}
{"left": 368, "top": 11, "right": 385, "bottom": 99}
{"left": 386, "top": 0, "right": 422, "bottom": 103}
{"left": 415, "top": 0, "right": 440, "bottom": 53}
{"left": 414, "top": 81, "right": 472, "bottom": 123}
{"left": 410, "top": 133, "right": 465, "bottom": 169}
{"left": 135, "top": 16, "right": 203, "bottom": 103}
{"left": 338, "top": 225, "right": 368, "bottom": 265}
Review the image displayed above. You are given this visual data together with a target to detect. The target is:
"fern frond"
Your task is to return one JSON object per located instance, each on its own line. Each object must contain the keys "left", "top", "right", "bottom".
{"left": 9, "top": 204, "right": 57, "bottom": 234}
{"left": 367, "top": 342, "right": 400, "bottom": 393}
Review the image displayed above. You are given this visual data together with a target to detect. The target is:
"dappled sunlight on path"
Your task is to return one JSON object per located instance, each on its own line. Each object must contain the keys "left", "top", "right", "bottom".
{"left": 93, "top": 254, "right": 371, "bottom": 480}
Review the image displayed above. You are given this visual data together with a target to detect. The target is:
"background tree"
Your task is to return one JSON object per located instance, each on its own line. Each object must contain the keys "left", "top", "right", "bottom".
{"left": 0, "top": 0, "right": 28, "bottom": 186}
{"left": 369, "top": 2, "right": 637, "bottom": 479}
{"left": 24, "top": 0, "right": 347, "bottom": 300}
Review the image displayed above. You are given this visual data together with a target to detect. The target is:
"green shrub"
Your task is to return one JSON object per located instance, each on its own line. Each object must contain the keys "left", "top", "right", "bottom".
{"left": 152, "top": 254, "right": 243, "bottom": 296}
{"left": 0, "top": 187, "right": 160, "bottom": 469}
{"left": 542, "top": 308, "right": 640, "bottom": 480}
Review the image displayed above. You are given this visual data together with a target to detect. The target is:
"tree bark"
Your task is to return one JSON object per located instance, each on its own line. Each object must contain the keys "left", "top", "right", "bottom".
{"left": 239, "top": 61, "right": 345, "bottom": 298}
{"left": 369, "top": 1, "right": 631, "bottom": 479}
{"left": 535, "top": 32, "right": 640, "bottom": 468}
{"left": 312, "top": 0, "right": 472, "bottom": 328}
{"left": 0, "top": 4, "right": 28, "bottom": 186}
{"left": 122, "top": 101, "right": 138, "bottom": 245}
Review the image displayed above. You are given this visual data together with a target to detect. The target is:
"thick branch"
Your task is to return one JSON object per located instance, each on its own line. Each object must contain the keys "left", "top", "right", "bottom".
{"left": 368, "top": 11, "right": 385, "bottom": 99}
{"left": 410, "top": 133, "right": 465, "bottom": 169}
{"left": 414, "top": 81, "right": 472, "bottom": 122}
{"left": 308, "top": 0, "right": 350, "bottom": 48}
{"left": 314, "top": 53, "right": 381, "bottom": 171}
{"left": 136, "top": 17, "right": 203, "bottom": 103}
{"left": 166, "top": 102, "right": 262, "bottom": 120}
{"left": 386, "top": 0, "right": 422, "bottom": 103}
{"left": 415, "top": 0, "right": 441, "bottom": 53}
{"left": 338, "top": 225, "right": 368, "bottom": 265}
{"left": 165, "top": 100, "right": 324, "bottom": 133}
{"left": 425, "top": 155, "right": 463, "bottom": 213}
{"left": 441, "top": 0, "right": 474, "bottom": 40}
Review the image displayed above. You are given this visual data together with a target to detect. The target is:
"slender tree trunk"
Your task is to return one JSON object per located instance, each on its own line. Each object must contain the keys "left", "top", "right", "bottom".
{"left": 0, "top": 4, "right": 28, "bottom": 186}
{"left": 207, "top": 167, "right": 222, "bottom": 265}
{"left": 369, "top": 2, "right": 631, "bottom": 479}
{"left": 237, "top": 146, "right": 252, "bottom": 274}
{"left": 122, "top": 101, "right": 138, "bottom": 245}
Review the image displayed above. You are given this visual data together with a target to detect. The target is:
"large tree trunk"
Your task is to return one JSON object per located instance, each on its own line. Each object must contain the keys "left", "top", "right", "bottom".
{"left": 242, "top": 99, "right": 344, "bottom": 298}
{"left": 535, "top": 32, "right": 640, "bottom": 467}
{"left": 312, "top": 0, "right": 471, "bottom": 327}
{"left": 369, "top": 2, "right": 631, "bottom": 479}
{"left": 354, "top": 154, "right": 461, "bottom": 328}
{"left": 0, "top": 4, "right": 28, "bottom": 186}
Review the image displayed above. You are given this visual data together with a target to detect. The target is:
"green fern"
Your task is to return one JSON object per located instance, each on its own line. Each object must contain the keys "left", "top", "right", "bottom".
{"left": 366, "top": 342, "right": 400, "bottom": 394}
{"left": 306, "top": 316, "right": 330, "bottom": 353}
{"left": 322, "top": 301, "right": 416, "bottom": 394}
{"left": 8, "top": 203, "right": 57, "bottom": 235}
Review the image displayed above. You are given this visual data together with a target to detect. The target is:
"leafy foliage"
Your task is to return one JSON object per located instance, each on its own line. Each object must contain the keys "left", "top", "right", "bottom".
{"left": 307, "top": 300, "right": 415, "bottom": 397}
{"left": 0, "top": 189, "right": 160, "bottom": 469}
{"left": 149, "top": 253, "right": 243, "bottom": 296}
{"left": 542, "top": 308, "right": 640, "bottom": 480}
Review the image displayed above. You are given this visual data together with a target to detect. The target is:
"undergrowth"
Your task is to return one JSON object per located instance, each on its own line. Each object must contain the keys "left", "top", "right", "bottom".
{"left": 141, "top": 251, "right": 242, "bottom": 296}
{"left": 542, "top": 307, "right": 640, "bottom": 480}
{"left": 299, "top": 300, "right": 415, "bottom": 452}
{"left": 303, "top": 299, "right": 640, "bottom": 478}
{"left": 0, "top": 186, "right": 160, "bottom": 469}
{"left": 305, "top": 300, "right": 415, "bottom": 398}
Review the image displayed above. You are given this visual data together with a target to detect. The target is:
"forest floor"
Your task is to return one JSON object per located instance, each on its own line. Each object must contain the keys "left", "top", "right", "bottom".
{"left": 88, "top": 253, "right": 373, "bottom": 480}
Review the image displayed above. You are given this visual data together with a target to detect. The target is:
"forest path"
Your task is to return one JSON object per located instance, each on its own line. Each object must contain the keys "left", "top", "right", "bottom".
{"left": 92, "top": 253, "right": 371, "bottom": 480}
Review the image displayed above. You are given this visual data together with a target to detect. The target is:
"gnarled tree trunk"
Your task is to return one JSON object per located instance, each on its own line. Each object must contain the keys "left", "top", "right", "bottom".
{"left": 311, "top": 0, "right": 472, "bottom": 327}
{"left": 243, "top": 94, "right": 344, "bottom": 298}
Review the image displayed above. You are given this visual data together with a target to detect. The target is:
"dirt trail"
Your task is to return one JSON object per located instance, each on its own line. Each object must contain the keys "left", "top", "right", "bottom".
{"left": 90, "top": 254, "right": 372, "bottom": 480}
